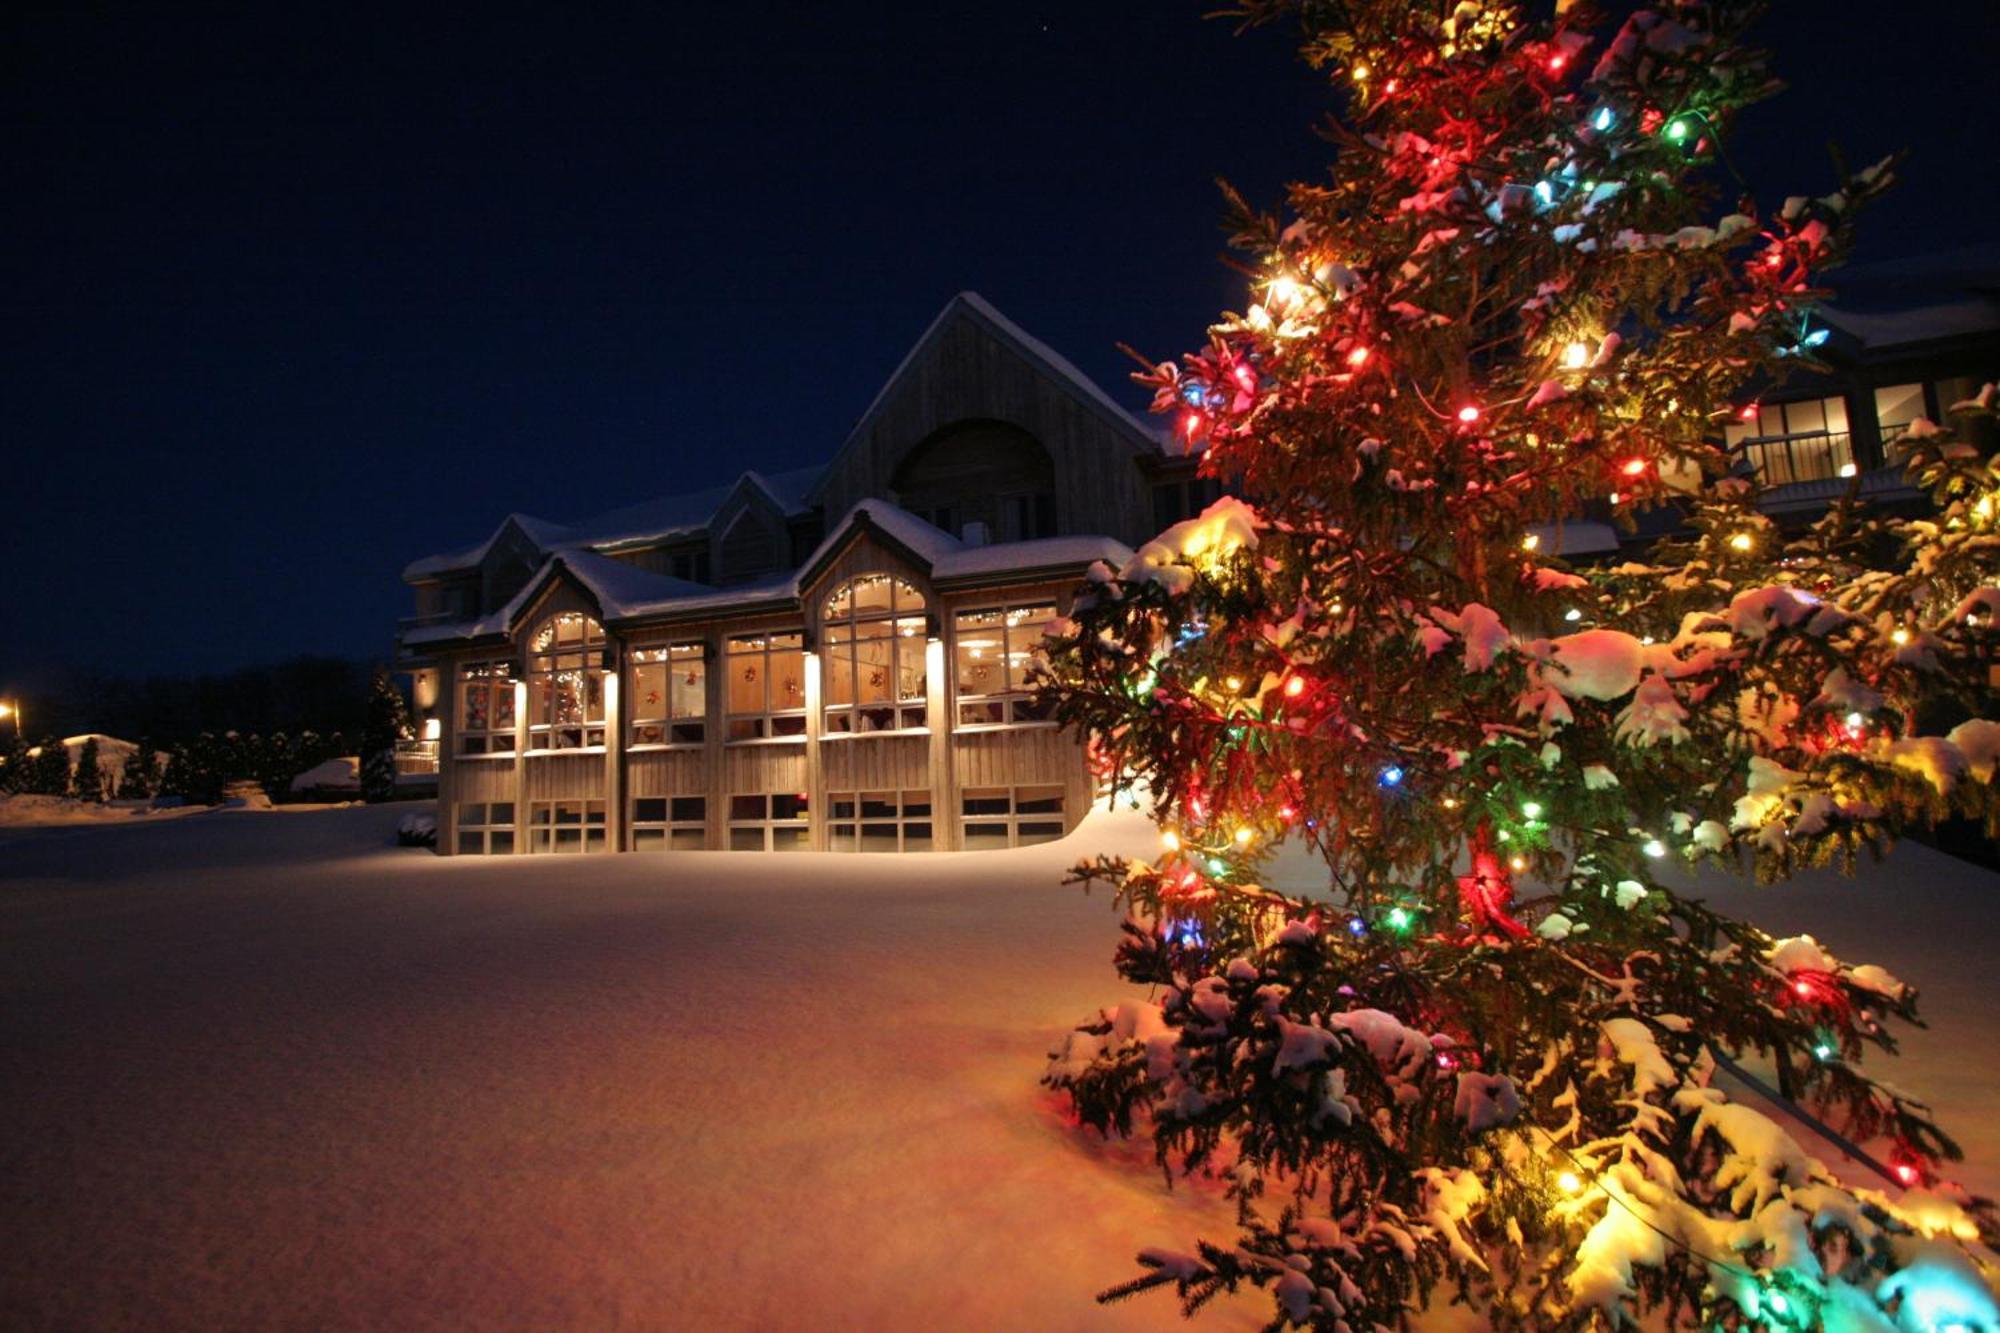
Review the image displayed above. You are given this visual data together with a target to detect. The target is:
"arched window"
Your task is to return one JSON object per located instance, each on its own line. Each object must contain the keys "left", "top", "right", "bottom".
{"left": 890, "top": 421, "right": 1056, "bottom": 541}
{"left": 822, "top": 575, "right": 928, "bottom": 733}
{"left": 528, "top": 612, "right": 607, "bottom": 749}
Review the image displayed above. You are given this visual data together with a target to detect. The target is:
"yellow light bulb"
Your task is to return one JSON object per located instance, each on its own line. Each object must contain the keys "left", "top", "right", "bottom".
{"left": 1891, "top": 628, "right": 1911, "bottom": 646}
{"left": 1161, "top": 830, "right": 1181, "bottom": 852}
{"left": 1521, "top": 533, "right": 1541, "bottom": 552}
{"left": 1351, "top": 62, "right": 1370, "bottom": 81}
{"left": 1267, "top": 275, "right": 1303, "bottom": 309}
{"left": 1234, "top": 827, "right": 1255, "bottom": 847}
{"left": 1729, "top": 532, "right": 1753, "bottom": 552}
{"left": 1562, "top": 341, "right": 1590, "bottom": 370}
{"left": 1556, "top": 1171, "right": 1583, "bottom": 1195}
{"left": 1225, "top": 676, "right": 1244, "bottom": 693}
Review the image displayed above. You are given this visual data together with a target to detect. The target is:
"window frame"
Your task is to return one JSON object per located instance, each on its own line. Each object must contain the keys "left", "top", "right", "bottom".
{"left": 826, "top": 789, "right": 935, "bottom": 853}
{"left": 631, "top": 794, "right": 708, "bottom": 851}
{"left": 724, "top": 630, "right": 808, "bottom": 742}
{"left": 1725, "top": 395, "right": 1856, "bottom": 485}
{"left": 959, "top": 785, "right": 1067, "bottom": 848}
{"left": 726, "top": 792, "right": 810, "bottom": 851}
{"left": 526, "top": 613, "right": 609, "bottom": 752}
{"left": 456, "top": 659, "right": 518, "bottom": 756}
{"left": 525, "top": 799, "right": 608, "bottom": 854}
{"left": 455, "top": 801, "right": 517, "bottom": 854}
{"left": 821, "top": 576, "right": 930, "bottom": 737}
{"left": 952, "top": 600, "right": 1060, "bottom": 729}
{"left": 629, "top": 641, "right": 707, "bottom": 748}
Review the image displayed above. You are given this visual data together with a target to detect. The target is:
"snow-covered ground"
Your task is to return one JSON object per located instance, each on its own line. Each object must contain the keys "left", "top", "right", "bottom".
{"left": 0, "top": 804, "right": 1994, "bottom": 1330}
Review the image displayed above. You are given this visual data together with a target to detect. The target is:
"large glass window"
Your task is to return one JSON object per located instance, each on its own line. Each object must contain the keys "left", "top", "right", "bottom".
{"left": 456, "top": 802, "right": 515, "bottom": 854}
{"left": 632, "top": 795, "right": 706, "bottom": 851}
{"left": 827, "top": 790, "right": 934, "bottom": 852}
{"left": 960, "top": 785, "right": 1067, "bottom": 848}
{"left": 527, "top": 799, "right": 608, "bottom": 853}
{"left": 725, "top": 631, "right": 806, "bottom": 740}
{"left": 823, "top": 576, "right": 929, "bottom": 734}
{"left": 1874, "top": 383, "right": 1927, "bottom": 440}
{"left": 528, "top": 613, "right": 607, "bottom": 750}
{"left": 728, "top": 793, "right": 809, "bottom": 851}
{"left": 1725, "top": 395, "right": 1854, "bottom": 484}
{"left": 954, "top": 602, "right": 1059, "bottom": 727}
{"left": 630, "top": 642, "right": 706, "bottom": 746}
{"left": 457, "top": 660, "right": 517, "bottom": 755}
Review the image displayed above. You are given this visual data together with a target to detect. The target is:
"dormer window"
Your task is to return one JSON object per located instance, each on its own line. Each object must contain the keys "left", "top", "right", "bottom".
{"left": 527, "top": 612, "right": 607, "bottom": 750}
{"left": 822, "top": 576, "right": 929, "bottom": 734}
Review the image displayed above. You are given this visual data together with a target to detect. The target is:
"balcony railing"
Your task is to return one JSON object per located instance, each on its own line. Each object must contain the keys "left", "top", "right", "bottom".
{"left": 1736, "top": 431, "right": 1855, "bottom": 486}
{"left": 393, "top": 739, "right": 439, "bottom": 778}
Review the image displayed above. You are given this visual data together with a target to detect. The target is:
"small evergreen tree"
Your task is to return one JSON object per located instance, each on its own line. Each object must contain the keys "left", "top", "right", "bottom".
{"left": 0, "top": 733, "right": 29, "bottom": 794}
{"left": 361, "top": 668, "right": 410, "bottom": 803}
{"left": 121, "top": 738, "right": 159, "bottom": 800}
{"left": 27, "top": 737, "right": 71, "bottom": 797}
{"left": 71, "top": 737, "right": 105, "bottom": 802}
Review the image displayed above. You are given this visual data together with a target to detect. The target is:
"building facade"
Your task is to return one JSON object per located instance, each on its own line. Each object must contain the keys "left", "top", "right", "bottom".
{"left": 396, "top": 293, "right": 1210, "bottom": 854}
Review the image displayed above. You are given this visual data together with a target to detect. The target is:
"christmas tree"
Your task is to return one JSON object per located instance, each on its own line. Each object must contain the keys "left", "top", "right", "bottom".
{"left": 361, "top": 668, "right": 410, "bottom": 804}
{"left": 1041, "top": 1, "right": 1999, "bottom": 1327}
{"left": 71, "top": 736, "right": 105, "bottom": 802}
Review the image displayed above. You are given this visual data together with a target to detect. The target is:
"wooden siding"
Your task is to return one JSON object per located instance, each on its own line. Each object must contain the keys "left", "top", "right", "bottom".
{"left": 525, "top": 753, "right": 605, "bottom": 801}
{"left": 627, "top": 750, "right": 707, "bottom": 798}
{"left": 815, "top": 304, "right": 1158, "bottom": 548}
{"left": 454, "top": 759, "right": 517, "bottom": 804}
{"left": 819, "top": 736, "right": 929, "bottom": 793}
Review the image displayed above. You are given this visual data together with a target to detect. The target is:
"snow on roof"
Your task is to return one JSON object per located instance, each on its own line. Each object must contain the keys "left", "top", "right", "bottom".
{"left": 402, "top": 499, "right": 1125, "bottom": 644}
{"left": 1820, "top": 298, "right": 2000, "bottom": 351}
{"left": 401, "top": 468, "right": 826, "bottom": 581}
{"left": 402, "top": 512, "right": 568, "bottom": 581}
{"left": 933, "top": 533, "right": 1132, "bottom": 582}
{"left": 1525, "top": 520, "right": 1622, "bottom": 557}
{"left": 561, "top": 465, "right": 826, "bottom": 550}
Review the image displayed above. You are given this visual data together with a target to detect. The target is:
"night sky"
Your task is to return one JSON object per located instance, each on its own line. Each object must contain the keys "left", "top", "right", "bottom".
{"left": 8, "top": 1, "right": 1996, "bottom": 684}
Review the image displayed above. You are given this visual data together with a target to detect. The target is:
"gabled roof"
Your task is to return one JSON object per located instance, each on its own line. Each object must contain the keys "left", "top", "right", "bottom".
{"left": 810, "top": 292, "right": 1164, "bottom": 507}
{"left": 400, "top": 498, "right": 1132, "bottom": 647}
{"left": 400, "top": 466, "right": 825, "bottom": 581}
{"left": 402, "top": 512, "right": 569, "bottom": 581}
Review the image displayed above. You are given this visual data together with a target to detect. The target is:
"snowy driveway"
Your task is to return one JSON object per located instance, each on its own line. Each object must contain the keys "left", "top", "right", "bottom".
{"left": 1, "top": 805, "right": 1994, "bottom": 1330}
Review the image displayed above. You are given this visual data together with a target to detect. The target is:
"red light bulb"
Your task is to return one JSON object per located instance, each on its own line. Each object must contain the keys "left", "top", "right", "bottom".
{"left": 1620, "top": 458, "right": 1647, "bottom": 478}
{"left": 1346, "top": 345, "right": 1371, "bottom": 368}
{"left": 1457, "top": 404, "right": 1481, "bottom": 424}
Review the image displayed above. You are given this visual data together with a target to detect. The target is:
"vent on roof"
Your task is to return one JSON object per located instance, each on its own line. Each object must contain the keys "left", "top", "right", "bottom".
{"left": 961, "top": 520, "right": 990, "bottom": 547}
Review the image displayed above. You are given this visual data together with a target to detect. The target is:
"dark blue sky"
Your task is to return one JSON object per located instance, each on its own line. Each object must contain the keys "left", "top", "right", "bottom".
{"left": 7, "top": 1, "right": 1996, "bottom": 680}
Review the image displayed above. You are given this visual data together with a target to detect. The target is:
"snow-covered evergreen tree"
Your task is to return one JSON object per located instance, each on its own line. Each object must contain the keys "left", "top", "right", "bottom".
{"left": 71, "top": 737, "right": 105, "bottom": 802}
{"left": 361, "top": 669, "right": 410, "bottom": 804}
{"left": 1040, "top": 2, "right": 1999, "bottom": 1327}
{"left": 26, "top": 736, "right": 72, "bottom": 797}
{"left": 120, "top": 738, "right": 159, "bottom": 800}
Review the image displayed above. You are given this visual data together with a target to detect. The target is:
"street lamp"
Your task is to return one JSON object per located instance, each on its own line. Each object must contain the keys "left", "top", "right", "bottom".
{"left": 0, "top": 700, "right": 18, "bottom": 737}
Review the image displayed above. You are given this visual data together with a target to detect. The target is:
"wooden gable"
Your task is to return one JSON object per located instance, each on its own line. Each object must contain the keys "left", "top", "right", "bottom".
{"left": 814, "top": 296, "right": 1160, "bottom": 547}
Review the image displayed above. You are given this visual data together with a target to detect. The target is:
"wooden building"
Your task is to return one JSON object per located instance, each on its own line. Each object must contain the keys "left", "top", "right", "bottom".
{"left": 396, "top": 293, "right": 1211, "bottom": 854}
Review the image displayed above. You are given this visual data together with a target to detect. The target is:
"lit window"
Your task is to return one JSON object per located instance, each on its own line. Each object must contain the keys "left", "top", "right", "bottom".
{"left": 630, "top": 642, "right": 706, "bottom": 746}
{"left": 528, "top": 613, "right": 607, "bottom": 750}
{"left": 526, "top": 800, "right": 608, "bottom": 853}
{"left": 827, "top": 790, "right": 934, "bottom": 852}
{"left": 960, "top": 785, "right": 1067, "bottom": 848}
{"left": 954, "top": 602, "right": 1059, "bottom": 727}
{"left": 1724, "top": 395, "right": 1853, "bottom": 485}
{"left": 631, "top": 795, "right": 706, "bottom": 851}
{"left": 727, "top": 792, "right": 809, "bottom": 851}
{"left": 1873, "top": 383, "right": 1926, "bottom": 438}
{"left": 725, "top": 631, "right": 807, "bottom": 740}
{"left": 822, "top": 576, "right": 929, "bottom": 734}
{"left": 455, "top": 802, "right": 515, "bottom": 854}
{"left": 456, "top": 660, "right": 517, "bottom": 755}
